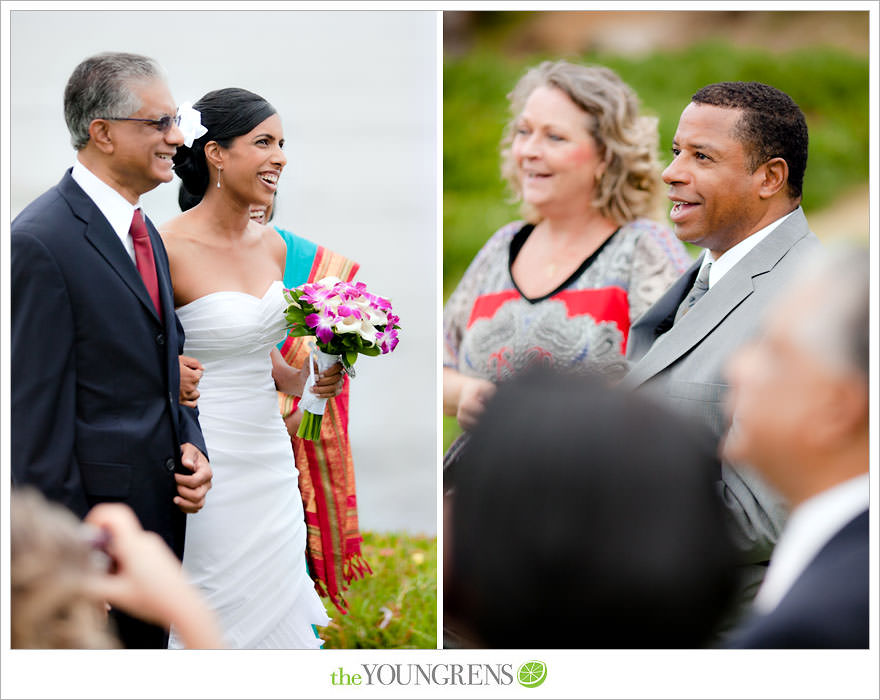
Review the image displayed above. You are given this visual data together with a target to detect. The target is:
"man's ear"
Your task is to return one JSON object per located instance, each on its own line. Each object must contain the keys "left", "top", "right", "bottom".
{"left": 757, "top": 157, "right": 789, "bottom": 200}
{"left": 805, "top": 371, "right": 869, "bottom": 453}
{"left": 88, "top": 120, "right": 115, "bottom": 155}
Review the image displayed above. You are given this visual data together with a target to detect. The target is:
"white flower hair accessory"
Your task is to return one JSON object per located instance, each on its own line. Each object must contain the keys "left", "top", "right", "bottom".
{"left": 176, "top": 101, "right": 208, "bottom": 148}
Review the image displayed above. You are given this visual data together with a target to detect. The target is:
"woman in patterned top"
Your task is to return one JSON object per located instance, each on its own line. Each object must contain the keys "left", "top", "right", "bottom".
{"left": 443, "top": 61, "right": 690, "bottom": 458}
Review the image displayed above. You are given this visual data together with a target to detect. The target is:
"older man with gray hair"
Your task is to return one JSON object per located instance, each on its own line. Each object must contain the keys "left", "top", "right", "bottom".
{"left": 722, "top": 246, "right": 869, "bottom": 648}
{"left": 12, "top": 52, "right": 211, "bottom": 648}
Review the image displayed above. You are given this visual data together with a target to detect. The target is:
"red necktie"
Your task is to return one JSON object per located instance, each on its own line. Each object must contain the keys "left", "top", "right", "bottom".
{"left": 129, "top": 208, "right": 163, "bottom": 321}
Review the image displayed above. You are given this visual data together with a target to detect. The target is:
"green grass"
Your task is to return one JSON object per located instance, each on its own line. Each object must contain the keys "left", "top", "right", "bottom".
{"left": 318, "top": 531, "right": 437, "bottom": 649}
{"left": 444, "top": 42, "right": 869, "bottom": 300}
{"left": 442, "top": 415, "right": 462, "bottom": 455}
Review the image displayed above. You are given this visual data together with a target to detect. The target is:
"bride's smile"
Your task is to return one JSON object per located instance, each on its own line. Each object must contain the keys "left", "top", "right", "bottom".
{"left": 258, "top": 170, "right": 280, "bottom": 191}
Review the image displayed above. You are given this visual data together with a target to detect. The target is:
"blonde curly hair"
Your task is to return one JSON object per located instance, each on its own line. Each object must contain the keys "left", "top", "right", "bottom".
{"left": 501, "top": 60, "right": 665, "bottom": 225}
{"left": 11, "top": 488, "right": 120, "bottom": 649}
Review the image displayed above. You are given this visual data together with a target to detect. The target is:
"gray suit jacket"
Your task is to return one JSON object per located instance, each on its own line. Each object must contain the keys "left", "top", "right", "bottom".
{"left": 623, "top": 207, "right": 822, "bottom": 605}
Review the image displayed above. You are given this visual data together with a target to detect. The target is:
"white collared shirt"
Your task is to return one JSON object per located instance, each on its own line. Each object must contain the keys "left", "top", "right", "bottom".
{"left": 71, "top": 157, "right": 140, "bottom": 261}
{"left": 698, "top": 209, "right": 799, "bottom": 289}
{"left": 753, "top": 473, "right": 869, "bottom": 613}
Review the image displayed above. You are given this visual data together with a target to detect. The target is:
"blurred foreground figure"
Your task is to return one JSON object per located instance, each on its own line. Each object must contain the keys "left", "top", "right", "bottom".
{"left": 11, "top": 487, "right": 223, "bottom": 649}
{"left": 724, "top": 248, "right": 869, "bottom": 648}
{"left": 445, "top": 370, "right": 738, "bottom": 648}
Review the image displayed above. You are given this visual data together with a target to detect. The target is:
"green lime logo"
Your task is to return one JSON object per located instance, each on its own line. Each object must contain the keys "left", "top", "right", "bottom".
{"left": 517, "top": 660, "right": 547, "bottom": 688}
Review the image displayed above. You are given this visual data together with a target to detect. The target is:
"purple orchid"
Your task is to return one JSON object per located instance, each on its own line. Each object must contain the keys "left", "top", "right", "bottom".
{"left": 347, "top": 282, "right": 369, "bottom": 299}
{"left": 338, "top": 281, "right": 368, "bottom": 303}
{"left": 361, "top": 292, "right": 391, "bottom": 312}
{"left": 376, "top": 326, "right": 399, "bottom": 354}
{"left": 336, "top": 303, "right": 363, "bottom": 320}
{"left": 300, "top": 283, "right": 337, "bottom": 309}
{"left": 304, "top": 310, "right": 338, "bottom": 345}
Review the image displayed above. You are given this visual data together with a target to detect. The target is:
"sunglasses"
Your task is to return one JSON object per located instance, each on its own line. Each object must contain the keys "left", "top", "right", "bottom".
{"left": 98, "top": 114, "right": 182, "bottom": 133}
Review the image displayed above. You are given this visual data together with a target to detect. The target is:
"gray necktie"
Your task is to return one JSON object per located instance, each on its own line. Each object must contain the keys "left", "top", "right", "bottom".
{"left": 674, "top": 262, "right": 712, "bottom": 324}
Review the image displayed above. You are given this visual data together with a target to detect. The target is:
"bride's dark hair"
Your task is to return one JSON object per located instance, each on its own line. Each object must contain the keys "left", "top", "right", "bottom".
{"left": 173, "top": 87, "right": 277, "bottom": 209}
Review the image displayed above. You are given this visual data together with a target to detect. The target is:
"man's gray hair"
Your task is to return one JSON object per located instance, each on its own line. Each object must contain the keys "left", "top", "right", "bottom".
{"left": 63, "top": 52, "right": 165, "bottom": 150}
{"left": 794, "top": 245, "right": 869, "bottom": 381}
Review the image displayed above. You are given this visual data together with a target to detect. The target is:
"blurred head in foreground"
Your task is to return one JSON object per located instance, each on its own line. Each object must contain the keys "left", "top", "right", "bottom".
{"left": 11, "top": 487, "right": 118, "bottom": 649}
{"left": 446, "top": 369, "right": 737, "bottom": 648}
{"left": 724, "top": 246, "right": 869, "bottom": 505}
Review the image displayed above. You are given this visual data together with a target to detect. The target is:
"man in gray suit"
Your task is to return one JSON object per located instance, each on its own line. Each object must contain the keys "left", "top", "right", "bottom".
{"left": 623, "top": 82, "right": 822, "bottom": 615}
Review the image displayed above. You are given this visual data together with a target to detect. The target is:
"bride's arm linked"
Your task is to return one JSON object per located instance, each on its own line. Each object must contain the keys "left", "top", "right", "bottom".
{"left": 179, "top": 355, "right": 204, "bottom": 407}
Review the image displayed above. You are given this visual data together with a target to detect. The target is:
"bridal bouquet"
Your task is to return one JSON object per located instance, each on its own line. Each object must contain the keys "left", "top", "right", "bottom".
{"left": 283, "top": 277, "right": 401, "bottom": 440}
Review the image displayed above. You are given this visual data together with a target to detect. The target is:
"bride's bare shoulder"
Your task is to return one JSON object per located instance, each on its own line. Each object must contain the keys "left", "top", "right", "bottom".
{"left": 258, "top": 222, "right": 286, "bottom": 264}
{"left": 159, "top": 210, "right": 189, "bottom": 238}
{"left": 159, "top": 210, "right": 203, "bottom": 244}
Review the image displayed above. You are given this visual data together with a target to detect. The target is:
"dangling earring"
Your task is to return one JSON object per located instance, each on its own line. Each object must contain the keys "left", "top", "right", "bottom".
{"left": 217, "top": 167, "right": 222, "bottom": 189}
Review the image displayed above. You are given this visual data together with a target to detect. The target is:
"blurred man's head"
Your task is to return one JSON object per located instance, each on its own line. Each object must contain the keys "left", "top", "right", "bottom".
{"left": 446, "top": 369, "right": 737, "bottom": 648}
{"left": 724, "top": 247, "right": 869, "bottom": 507}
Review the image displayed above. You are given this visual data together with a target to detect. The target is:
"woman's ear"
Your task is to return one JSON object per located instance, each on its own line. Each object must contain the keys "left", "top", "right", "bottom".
{"left": 203, "top": 141, "right": 224, "bottom": 171}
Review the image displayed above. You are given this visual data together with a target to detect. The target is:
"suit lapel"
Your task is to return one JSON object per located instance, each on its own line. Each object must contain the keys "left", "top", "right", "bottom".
{"left": 625, "top": 209, "right": 813, "bottom": 388}
{"left": 626, "top": 262, "right": 754, "bottom": 386}
{"left": 627, "top": 255, "right": 703, "bottom": 363}
{"left": 59, "top": 173, "right": 162, "bottom": 324}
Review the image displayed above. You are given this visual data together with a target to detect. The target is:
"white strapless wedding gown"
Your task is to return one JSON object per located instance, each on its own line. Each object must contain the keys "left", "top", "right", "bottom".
{"left": 169, "top": 280, "right": 329, "bottom": 649}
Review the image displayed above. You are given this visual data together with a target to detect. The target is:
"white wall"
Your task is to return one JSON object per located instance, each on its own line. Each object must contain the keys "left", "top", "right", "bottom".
{"left": 8, "top": 9, "right": 437, "bottom": 534}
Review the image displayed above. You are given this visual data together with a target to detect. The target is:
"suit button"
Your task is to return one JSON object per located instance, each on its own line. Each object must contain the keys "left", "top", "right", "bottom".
{"left": 156, "top": 333, "right": 165, "bottom": 345}
{"left": 165, "top": 458, "right": 176, "bottom": 472}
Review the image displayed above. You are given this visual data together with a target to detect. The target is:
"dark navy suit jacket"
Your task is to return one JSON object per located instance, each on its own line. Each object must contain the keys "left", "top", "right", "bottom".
{"left": 727, "top": 509, "right": 868, "bottom": 648}
{"left": 12, "top": 169, "right": 206, "bottom": 564}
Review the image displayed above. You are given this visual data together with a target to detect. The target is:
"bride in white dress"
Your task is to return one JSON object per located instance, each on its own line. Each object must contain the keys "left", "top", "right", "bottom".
{"left": 160, "top": 88, "right": 342, "bottom": 648}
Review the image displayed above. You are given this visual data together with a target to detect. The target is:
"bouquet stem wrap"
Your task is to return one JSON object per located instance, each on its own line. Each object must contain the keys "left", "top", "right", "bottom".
{"left": 296, "top": 345, "right": 341, "bottom": 440}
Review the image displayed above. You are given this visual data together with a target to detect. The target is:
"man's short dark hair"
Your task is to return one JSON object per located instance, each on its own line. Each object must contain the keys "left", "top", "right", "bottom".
{"left": 692, "top": 82, "right": 808, "bottom": 200}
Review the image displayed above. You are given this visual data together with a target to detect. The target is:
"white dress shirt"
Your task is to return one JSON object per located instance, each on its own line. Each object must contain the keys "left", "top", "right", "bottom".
{"left": 697, "top": 209, "right": 798, "bottom": 289}
{"left": 753, "top": 473, "right": 869, "bottom": 613}
{"left": 71, "top": 158, "right": 140, "bottom": 262}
